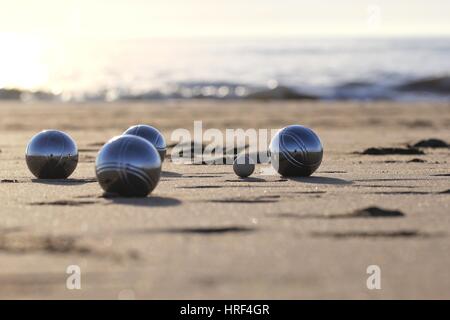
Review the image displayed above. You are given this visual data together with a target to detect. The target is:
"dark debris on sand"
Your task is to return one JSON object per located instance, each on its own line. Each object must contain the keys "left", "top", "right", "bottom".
{"left": 1, "top": 179, "right": 19, "bottom": 183}
{"left": 360, "top": 147, "right": 424, "bottom": 155}
{"left": 311, "top": 230, "right": 436, "bottom": 239}
{"left": 325, "top": 206, "right": 406, "bottom": 219}
{"left": 31, "top": 200, "right": 96, "bottom": 206}
{"left": 407, "top": 158, "right": 427, "bottom": 163}
{"left": 350, "top": 206, "right": 405, "bottom": 218}
{"left": 411, "top": 138, "right": 449, "bottom": 149}
{"left": 141, "top": 226, "right": 256, "bottom": 235}
{"left": 269, "top": 206, "right": 405, "bottom": 220}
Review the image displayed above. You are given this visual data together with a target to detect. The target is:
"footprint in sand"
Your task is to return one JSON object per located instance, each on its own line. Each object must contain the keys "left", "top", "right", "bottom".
{"left": 30, "top": 200, "right": 97, "bottom": 206}
{"left": 127, "top": 226, "right": 256, "bottom": 236}
{"left": 268, "top": 206, "right": 405, "bottom": 220}
{"left": 210, "top": 195, "right": 280, "bottom": 204}
{"left": 310, "top": 230, "right": 440, "bottom": 239}
{"left": 0, "top": 231, "right": 138, "bottom": 261}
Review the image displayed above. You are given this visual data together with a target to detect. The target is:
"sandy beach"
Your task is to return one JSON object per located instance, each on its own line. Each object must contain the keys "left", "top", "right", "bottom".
{"left": 0, "top": 100, "right": 449, "bottom": 299}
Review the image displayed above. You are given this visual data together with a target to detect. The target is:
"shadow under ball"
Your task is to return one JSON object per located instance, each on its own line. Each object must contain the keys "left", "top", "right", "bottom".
{"left": 123, "top": 124, "right": 166, "bottom": 162}
{"left": 25, "top": 130, "right": 78, "bottom": 179}
{"left": 96, "top": 135, "right": 162, "bottom": 197}
{"left": 270, "top": 125, "right": 323, "bottom": 177}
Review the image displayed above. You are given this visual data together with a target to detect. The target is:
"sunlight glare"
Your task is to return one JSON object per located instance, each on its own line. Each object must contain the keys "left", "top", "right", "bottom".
{"left": 0, "top": 33, "right": 49, "bottom": 90}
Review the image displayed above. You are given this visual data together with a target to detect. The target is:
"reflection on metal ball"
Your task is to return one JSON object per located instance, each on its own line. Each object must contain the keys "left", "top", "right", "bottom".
{"left": 25, "top": 130, "right": 78, "bottom": 179}
{"left": 123, "top": 124, "right": 166, "bottom": 162}
{"left": 95, "top": 135, "right": 162, "bottom": 197}
{"left": 270, "top": 125, "right": 323, "bottom": 177}
{"left": 233, "top": 154, "right": 255, "bottom": 178}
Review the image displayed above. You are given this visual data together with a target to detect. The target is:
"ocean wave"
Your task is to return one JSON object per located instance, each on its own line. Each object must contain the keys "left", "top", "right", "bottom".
{"left": 0, "top": 88, "right": 56, "bottom": 101}
{"left": 1, "top": 75, "right": 450, "bottom": 102}
{"left": 396, "top": 75, "right": 450, "bottom": 94}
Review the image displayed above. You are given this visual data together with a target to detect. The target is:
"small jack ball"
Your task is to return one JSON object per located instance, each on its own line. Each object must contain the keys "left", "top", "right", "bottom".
{"left": 25, "top": 130, "right": 78, "bottom": 179}
{"left": 233, "top": 155, "right": 255, "bottom": 178}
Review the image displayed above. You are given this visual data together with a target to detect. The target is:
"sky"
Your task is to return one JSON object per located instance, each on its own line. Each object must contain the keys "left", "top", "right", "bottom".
{"left": 1, "top": 0, "right": 449, "bottom": 90}
{"left": 0, "top": 0, "right": 450, "bottom": 38}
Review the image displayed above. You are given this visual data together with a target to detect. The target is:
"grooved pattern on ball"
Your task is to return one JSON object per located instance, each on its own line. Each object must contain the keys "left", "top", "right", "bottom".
{"left": 123, "top": 124, "right": 167, "bottom": 162}
{"left": 96, "top": 135, "right": 162, "bottom": 197}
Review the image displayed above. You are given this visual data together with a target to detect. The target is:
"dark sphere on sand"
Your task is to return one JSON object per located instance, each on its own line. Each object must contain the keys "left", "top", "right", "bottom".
{"left": 25, "top": 130, "right": 78, "bottom": 179}
{"left": 233, "top": 155, "right": 255, "bottom": 178}
{"left": 270, "top": 125, "right": 323, "bottom": 177}
{"left": 96, "top": 135, "right": 161, "bottom": 197}
{"left": 123, "top": 124, "right": 166, "bottom": 162}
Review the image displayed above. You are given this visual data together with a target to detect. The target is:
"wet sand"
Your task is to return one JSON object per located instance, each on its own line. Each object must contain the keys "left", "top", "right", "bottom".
{"left": 0, "top": 100, "right": 449, "bottom": 299}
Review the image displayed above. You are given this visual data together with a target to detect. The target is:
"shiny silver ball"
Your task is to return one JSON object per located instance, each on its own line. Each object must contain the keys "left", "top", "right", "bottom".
{"left": 233, "top": 155, "right": 255, "bottom": 178}
{"left": 95, "top": 135, "right": 162, "bottom": 197}
{"left": 123, "top": 124, "right": 166, "bottom": 162}
{"left": 270, "top": 125, "right": 323, "bottom": 177}
{"left": 25, "top": 130, "right": 78, "bottom": 179}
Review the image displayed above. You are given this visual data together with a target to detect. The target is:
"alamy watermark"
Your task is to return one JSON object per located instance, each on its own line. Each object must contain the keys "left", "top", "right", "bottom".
{"left": 367, "top": 4, "right": 382, "bottom": 31}
{"left": 366, "top": 265, "right": 381, "bottom": 290}
{"left": 170, "top": 120, "right": 280, "bottom": 168}
{"left": 64, "top": 263, "right": 382, "bottom": 292}
{"left": 66, "top": 265, "right": 81, "bottom": 290}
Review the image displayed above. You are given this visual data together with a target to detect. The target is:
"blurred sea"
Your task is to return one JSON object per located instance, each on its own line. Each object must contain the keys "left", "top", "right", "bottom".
{"left": 1, "top": 37, "right": 450, "bottom": 102}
